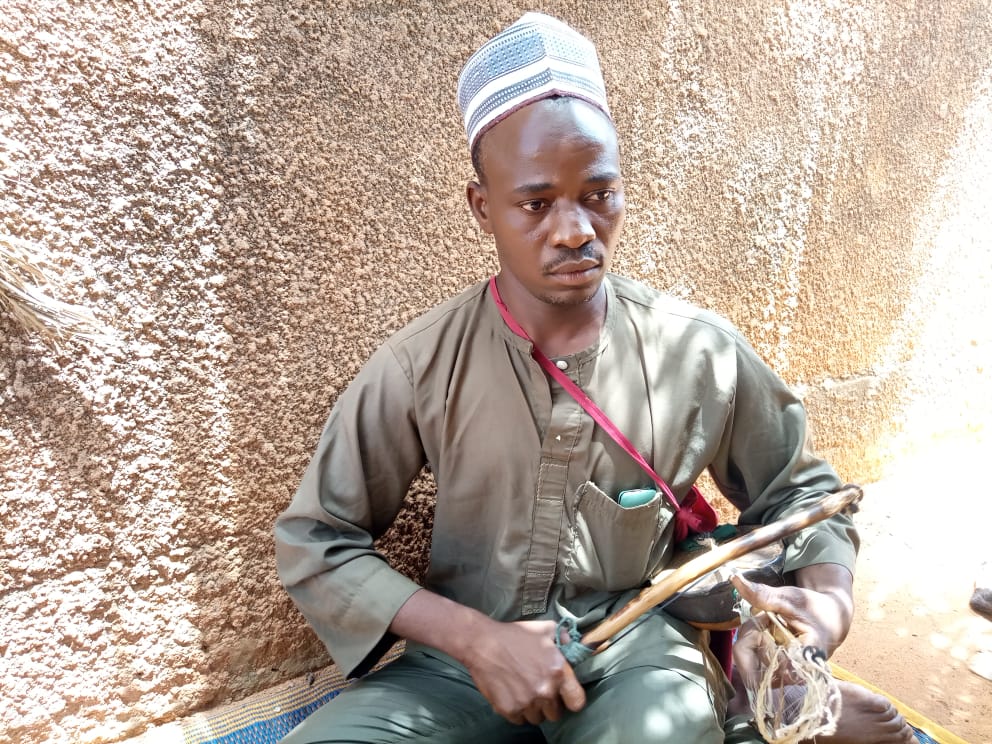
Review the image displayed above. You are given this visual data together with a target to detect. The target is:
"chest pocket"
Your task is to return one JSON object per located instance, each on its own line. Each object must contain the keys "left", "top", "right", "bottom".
{"left": 562, "top": 481, "right": 675, "bottom": 593}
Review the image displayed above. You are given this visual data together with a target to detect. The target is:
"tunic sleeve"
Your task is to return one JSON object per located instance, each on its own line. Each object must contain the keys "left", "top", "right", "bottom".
{"left": 709, "top": 333, "right": 859, "bottom": 576}
{"left": 274, "top": 343, "right": 426, "bottom": 677}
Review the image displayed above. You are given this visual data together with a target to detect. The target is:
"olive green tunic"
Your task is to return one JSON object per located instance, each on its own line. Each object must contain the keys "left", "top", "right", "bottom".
{"left": 274, "top": 274, "right": 857, "bottom": 680}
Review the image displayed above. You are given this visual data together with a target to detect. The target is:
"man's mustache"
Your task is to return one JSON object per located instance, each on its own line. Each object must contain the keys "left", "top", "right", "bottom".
{"left": 543, "top": 243, "right": 601, "bottom": 272}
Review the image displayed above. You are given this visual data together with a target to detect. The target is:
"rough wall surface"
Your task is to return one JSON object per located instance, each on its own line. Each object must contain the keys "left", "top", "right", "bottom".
{"left": 1, "top": 1, "right": 989, "bottom": 742}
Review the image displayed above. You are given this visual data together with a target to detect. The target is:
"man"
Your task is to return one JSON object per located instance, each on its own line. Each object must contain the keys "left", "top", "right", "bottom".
{"left": 969, "top": 561, "right": 992, "bottom": 681}
{"left": 971, "top": 562, "right": 992, "bottom": 622}
{"left": 276, "top": 13, "right": 912, "bottom": 743}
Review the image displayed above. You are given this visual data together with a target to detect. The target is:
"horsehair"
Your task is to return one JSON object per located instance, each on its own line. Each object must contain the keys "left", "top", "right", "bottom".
{"left": 744, "top": 612, "right": 842, "bottom": 744}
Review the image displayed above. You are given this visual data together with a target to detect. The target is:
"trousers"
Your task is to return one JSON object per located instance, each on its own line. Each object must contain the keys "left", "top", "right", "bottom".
{"left": 279, "top": 612, "right": 752, "bottom": 744}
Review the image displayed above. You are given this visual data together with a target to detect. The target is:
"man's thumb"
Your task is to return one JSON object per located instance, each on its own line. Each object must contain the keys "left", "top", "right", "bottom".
{"left": 730, "top": 572, "right": 776, "bottom": 613}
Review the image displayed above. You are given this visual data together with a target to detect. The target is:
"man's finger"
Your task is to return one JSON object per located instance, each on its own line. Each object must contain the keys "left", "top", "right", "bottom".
{"left": 523, "top": 705, "right": 545, "bottom": 726}
{"left": 731, "top": 572, "right": 792, "bottom": 616}
{"left": 504, "top": 711, "right": 526, "bottom": 726}
{"left": 559, "top": 669, "right": 587, "bottom": 713}
{"left": 539, "top": 697, "right": 563, "bottom": 722}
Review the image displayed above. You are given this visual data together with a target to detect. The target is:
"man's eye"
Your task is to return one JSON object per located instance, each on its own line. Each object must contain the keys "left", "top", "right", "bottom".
{"left": 520, "top": 200, "right": 546, "bottom": 212}
{"left": 588, "top": 190, "right": 614, "bottom": 202}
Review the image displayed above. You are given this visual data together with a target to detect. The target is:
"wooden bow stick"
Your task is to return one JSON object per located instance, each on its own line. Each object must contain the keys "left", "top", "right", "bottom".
{"left": 579, "top": 484, "right": 863, "bottom": 651}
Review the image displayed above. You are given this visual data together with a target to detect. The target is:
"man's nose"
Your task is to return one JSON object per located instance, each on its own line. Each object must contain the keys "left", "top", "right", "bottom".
{"left": 550, "top": 203, "right": 595, "bottom": 249}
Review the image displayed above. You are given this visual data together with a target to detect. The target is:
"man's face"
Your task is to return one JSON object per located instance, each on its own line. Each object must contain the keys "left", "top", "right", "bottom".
{"left": 468, "top": 97, "right": 626, "bottom": 308}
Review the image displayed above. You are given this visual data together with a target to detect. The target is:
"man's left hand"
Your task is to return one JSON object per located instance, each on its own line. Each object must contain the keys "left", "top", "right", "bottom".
{"left": 730, "top": 563, "right": 854, "bottom": 683}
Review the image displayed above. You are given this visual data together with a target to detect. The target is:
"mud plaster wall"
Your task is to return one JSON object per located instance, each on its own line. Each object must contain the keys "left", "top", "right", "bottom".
{"left": 1, "top": 2, "right": 990, "bottom": 742}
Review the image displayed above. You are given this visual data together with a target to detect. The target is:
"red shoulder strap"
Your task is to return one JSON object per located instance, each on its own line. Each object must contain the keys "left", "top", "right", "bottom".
{"left": 489, "top": 276, "right": 716, "bottom": 541}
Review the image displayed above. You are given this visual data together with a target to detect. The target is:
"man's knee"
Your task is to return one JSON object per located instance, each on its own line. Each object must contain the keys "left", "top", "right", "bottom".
{"left": 544, "top": 667, "right": 724, "bottom": 744}
{"left": 279, "top": 651, "right": 535, "bottom": 744}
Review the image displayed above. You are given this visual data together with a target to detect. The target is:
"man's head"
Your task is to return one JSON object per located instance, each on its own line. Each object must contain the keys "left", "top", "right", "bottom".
{"left": 457, "top": 14, "right": 625, "bottom": 309}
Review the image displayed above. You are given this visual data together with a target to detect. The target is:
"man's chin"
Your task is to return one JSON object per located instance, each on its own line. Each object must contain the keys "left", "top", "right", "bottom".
{"left": 538, "top": 284, "right": 603, "bottom": 307}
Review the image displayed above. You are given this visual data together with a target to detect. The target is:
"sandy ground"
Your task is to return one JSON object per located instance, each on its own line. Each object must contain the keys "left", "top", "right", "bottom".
{"left": 831, "top": 431, "right": 992, "bottom": 743}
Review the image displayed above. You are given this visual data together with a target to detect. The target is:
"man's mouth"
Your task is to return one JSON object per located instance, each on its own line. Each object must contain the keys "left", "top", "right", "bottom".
{"left": 549, "top": 258, "right": 600, "bottom": 275}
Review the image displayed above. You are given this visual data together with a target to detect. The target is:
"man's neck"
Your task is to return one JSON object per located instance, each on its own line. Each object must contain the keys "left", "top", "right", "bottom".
{"left": 495, "top": 275, "right": 608, "bottom": 358}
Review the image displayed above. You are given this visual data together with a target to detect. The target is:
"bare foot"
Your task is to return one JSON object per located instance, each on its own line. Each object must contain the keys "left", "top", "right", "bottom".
{"left": 814, "top": 680, "right": 915, "bottom": 744}
{"left": 726, "top": 671, "right": 914, "bottom": 743}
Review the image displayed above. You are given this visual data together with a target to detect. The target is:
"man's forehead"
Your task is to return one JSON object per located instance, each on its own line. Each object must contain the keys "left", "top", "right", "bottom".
{"left": 456, "top": 13, "right": 612, "bottom": 156}
{"left": 486, "top": 97, "right": 617, "bottom": 155}
{"left": 483, "top": 98, "right": 621, "bottom": 187}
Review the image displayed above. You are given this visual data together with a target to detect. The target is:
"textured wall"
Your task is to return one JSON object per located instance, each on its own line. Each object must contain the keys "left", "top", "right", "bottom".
{"left": 1, "top": 1, "right": 990, "bottom": 742}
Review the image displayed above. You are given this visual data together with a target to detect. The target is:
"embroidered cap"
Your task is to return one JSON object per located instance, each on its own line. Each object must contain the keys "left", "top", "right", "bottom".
{"left": 456, "top": 12, "right": 612, "bottom": 154}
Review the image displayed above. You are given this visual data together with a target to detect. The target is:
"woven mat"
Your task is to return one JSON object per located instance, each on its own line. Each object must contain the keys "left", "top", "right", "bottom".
{"left": 175, "top": 645, "right": 404, "bottom": 744}
{"left": 136, "top": 649, "right": 967, "bottom": 744}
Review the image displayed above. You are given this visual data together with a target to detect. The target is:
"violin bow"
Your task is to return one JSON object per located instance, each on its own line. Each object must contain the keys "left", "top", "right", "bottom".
{"left": 578, "top": 484, "right": 863, "bottom": 652}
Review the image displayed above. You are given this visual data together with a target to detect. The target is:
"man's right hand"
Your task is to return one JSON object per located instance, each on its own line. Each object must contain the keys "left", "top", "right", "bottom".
{"left": 389, "top": 589, "right": 586, "bottom": 725}
{"left": 462, "top": 618, "right": 587, "bottom": 725}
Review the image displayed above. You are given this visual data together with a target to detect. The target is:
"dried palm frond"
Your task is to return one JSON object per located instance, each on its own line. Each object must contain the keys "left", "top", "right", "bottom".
{"left": 0, "top": 234, "right": 108, "bottom": 345}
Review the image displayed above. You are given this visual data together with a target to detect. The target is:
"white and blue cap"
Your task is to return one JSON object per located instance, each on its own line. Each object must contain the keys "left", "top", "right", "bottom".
{"left": 456, "top": 13, "right": 612, "bottom": 154}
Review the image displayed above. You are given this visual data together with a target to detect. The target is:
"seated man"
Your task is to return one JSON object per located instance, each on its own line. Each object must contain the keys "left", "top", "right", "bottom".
{"left": 971, "top": 561, "right": 992, "bottom": 622}
{"left": 969, "top": 561, "right": 992, "bottom": 681}
{"left": 275, "top": 12, "right": 913, "bottom": 743}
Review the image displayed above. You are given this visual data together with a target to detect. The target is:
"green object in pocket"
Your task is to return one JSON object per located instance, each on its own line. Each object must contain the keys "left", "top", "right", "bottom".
{"left": 617, "top": 488, "right": 657, "bottom": 508}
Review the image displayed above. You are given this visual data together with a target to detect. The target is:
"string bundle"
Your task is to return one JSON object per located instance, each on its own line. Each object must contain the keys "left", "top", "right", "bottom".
{"left": 741, "top": 612, "right": 842, "bottom": 744}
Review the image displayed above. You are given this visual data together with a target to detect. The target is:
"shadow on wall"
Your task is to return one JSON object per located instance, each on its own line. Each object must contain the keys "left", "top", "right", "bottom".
{"left": 0, "top": 317, "right": 208, "bottom": 737}
{"left": 169, "top": 0, "right": 491, "bottom": 705}
{"left": 863, "top": 60, "right": 992, "bottom": 473}
{"left": 802, "top": 52, "right": 992, "bottom": 481}
{"left": 601, "top": 1, "right": 992, "bottom": 483}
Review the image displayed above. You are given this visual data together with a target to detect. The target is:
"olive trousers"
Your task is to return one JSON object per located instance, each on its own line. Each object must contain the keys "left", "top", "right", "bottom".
{"left": 279, "top": 613, "right": 753, "bottom": 744}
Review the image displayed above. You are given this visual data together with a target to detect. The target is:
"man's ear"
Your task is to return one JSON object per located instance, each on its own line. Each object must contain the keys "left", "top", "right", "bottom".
{"left": 466, "top": 180, "right": 493, "bottom": 234}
